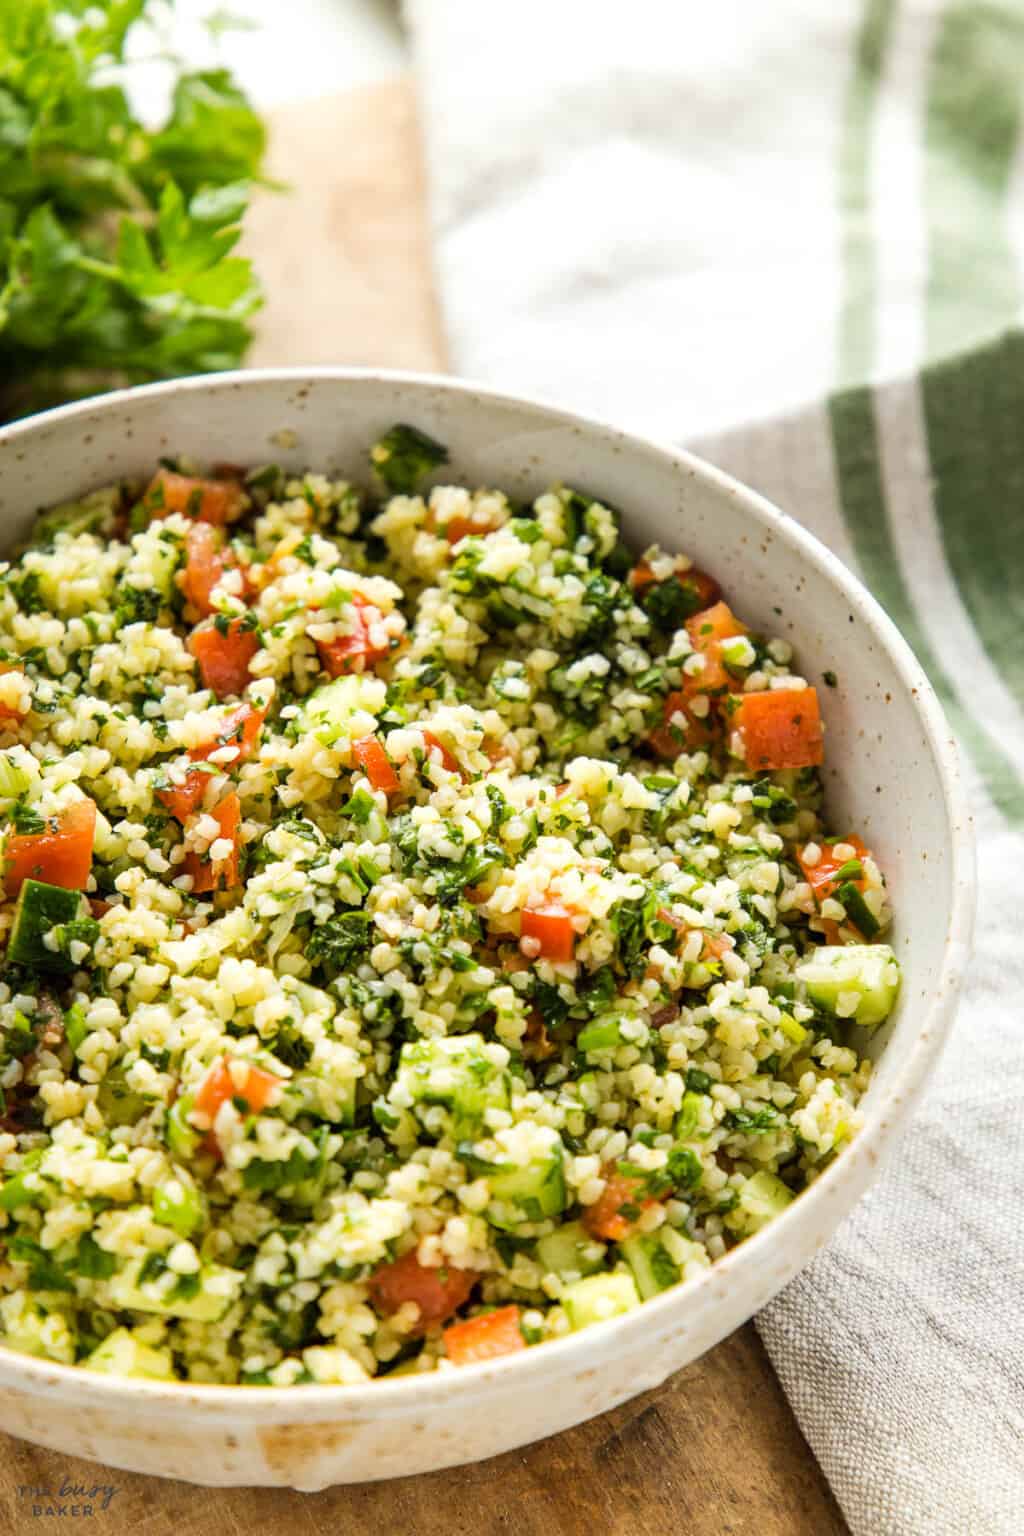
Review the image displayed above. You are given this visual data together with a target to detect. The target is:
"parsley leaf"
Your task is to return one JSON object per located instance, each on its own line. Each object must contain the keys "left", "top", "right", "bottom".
{"left": 370, "top": 424, "right": 448, "bottom": 495}
{"left": 0, "top": 5, "right": 267, "bottom": 422}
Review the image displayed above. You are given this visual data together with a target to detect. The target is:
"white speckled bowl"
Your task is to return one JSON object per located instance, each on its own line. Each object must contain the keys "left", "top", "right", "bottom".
{"left": 0, "top": 371, "right": 974, "bottom": 1488}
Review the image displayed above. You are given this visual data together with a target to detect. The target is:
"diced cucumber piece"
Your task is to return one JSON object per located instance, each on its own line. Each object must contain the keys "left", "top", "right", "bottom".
{"left": 732, "top": 1170, "right": 794, "bottom": 1236}
{"left": 673, "top": 1090, "right": 707, "bottom": 1141}
{"left": 778, "top": 1013, "right": 809, "bottom": 1047}
{"left": 620, "top": 1231, "right": 682, "bottom": 1300}
{"left": 110, "top": 1259, "right": 242, "bottom": 1322}
{"left": 152, "top": 1175, "right": 206, "bottom": 1238}
{"left": 834, "top": 881, "right": 881, "bottom": 939}
{"left": 96, "top": 1066, "right": 152, "bottom": 1128}
{"left": 577, "top": 1016, "right": 625, "bottom": 1053}
{"left": 535, "top": 1220, "right": 605, "bottom": 1280}
{"left": 0, "top": 752, "right": 32, "bottom": 802}
{"left": 297, "top": 674, "right": 386, "bottom": 744}
{"left": 796, "top": 944, "right": 900, "bottom": 1027}
{"left": 478, "top": 1130, "right": 567, "bottom": 1230}
{"left": 165, "top": 1094, "right": 201, "bottom": 1159}
{"left": 0, "top": 1150, "right": 46, "bottom": 1211}
{"left": 577, "top": 1010, "right": 648, "bottom": 1055}
{"left": 84, "top": 1327, "right": 175, "bottom": 1380}
{"left": 64, "top": 1003, "right": 89, "bottom": 1055}
{"left": 562, "top": 1270, "right": 641, "bottom": 1330}
{"left": 7, "top": 879, "right": 85, "bottom": 972}
{"left": 393, "top": 1033, "right": 510, "bottom": 1130}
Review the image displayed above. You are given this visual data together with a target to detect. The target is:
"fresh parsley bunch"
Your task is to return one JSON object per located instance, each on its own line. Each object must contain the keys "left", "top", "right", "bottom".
{"left": 0, "top": 1, "right": 267, "bottom": 422}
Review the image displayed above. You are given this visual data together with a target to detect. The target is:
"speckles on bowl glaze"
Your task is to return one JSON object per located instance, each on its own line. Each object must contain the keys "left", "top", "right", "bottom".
{"left": 259, "top": 1422, "right": 358, "bottom": 1482}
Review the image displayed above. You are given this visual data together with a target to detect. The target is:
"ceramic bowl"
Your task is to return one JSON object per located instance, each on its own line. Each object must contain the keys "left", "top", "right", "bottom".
{"left": 0, "top": 370, "right": 974, "bottom": 1488}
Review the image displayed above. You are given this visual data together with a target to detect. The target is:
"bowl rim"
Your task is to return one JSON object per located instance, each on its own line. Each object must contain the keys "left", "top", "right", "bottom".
{"left": 0, "top": 366, "right": 975, "bottom": 1417}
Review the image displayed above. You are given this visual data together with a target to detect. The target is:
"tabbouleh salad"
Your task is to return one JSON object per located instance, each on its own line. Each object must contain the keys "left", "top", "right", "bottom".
{"left": 0, "top": 425, "right": 900, "bottom": 1384}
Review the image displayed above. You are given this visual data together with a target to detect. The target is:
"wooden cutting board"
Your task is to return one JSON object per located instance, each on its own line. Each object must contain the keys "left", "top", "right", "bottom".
{"left": 0, "top": 80, "right": 848, "bottom": 1536}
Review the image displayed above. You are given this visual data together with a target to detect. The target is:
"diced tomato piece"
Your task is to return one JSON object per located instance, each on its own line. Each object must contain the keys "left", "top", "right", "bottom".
{"left": 183, "top": 792, "right": 241, "bottom": 894}
{"left": 0, "top": 664, "right": 28, "bottom": 723}
{"left": 701, "top": 929, "right": 734, "bottom": 962}
{"left": 189, "top": 619, "right": 260, "bottom": 699}
{"left": 368, "top": 1249, "right": 477, "bottom": 1331}
{"left": 182, "top": 523, "right": 230, "bottom": 617}
{"left": 521, "top": 903, "right": 576, "bottom": 964}
{"left": 194, "top": 1056, "right": 282, "bottom": 1121}
{"left": 5, "top": 798, "right": 96, "bottom": 898}
{"left": 353, "top": 735, "right": 400, "bottom": 795}
{"left": 193, "top": 1056, "right": 281, "bottom": 1154}
{"left": 628, "top": 560, "right": 657, "bottom": 591}
{"left": 648, "top": 690, "right": 715, "bottom": 759}
{"left": 630, "top": 561, "right": 720, "bottom": 613}
{"left": 421, "top": 729, "right": 460, "bottom": 775}
{"left": 733, "top": 687, "right": 824, "bottom": 770}
{"left": 143, "top": 470, "right": 244, "bottom": 527}
{"left": 797, "top": 834, "right": 875, "bottom": 940}
{"left": 315, "top": 593, "right": 392, "bottom": 678}
{"left": 685, "top": 601, "right": 748, "bottom": 696}
{"left": 796, "top": 835, "right": 870, "bottom": 899}
{"left": 159, "top": 704, "right": 264, "bottom": 822}
{"left": 681, "top": 568, "right": 720, "bottom": 613}
{"left": 444, "top": 514, "right": 494, "bottom": 545}
{"left": 483, "top": 737, "right": 511, "bottom": 767}
{"left": 583, "top": 1165, "right": 657, "bottom": 1242}
{"left": 158, "top": 769, "right": 210, "bottom": 823}
{"left": 202, "top": 701, "right": 265, "bottom": 764}
{"left": 444, "top": 1306, "right": 526, "bottom": 1367}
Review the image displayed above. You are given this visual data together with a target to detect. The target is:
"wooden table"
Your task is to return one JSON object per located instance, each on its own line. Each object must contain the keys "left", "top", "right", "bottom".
{"left": 0, "top": 81, "right": 848, "bottom": 1536}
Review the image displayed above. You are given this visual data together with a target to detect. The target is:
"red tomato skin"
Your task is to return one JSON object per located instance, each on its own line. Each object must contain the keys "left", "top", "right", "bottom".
{"left": 521, "top": 903, "right": 576, "bottom": 963}
{"left": 421, "top": 730, "right": 460, "bottom": 774}
{"left": 797, "top": 834, "right": 875, "bottom": 940}
{"left": 797, "top": 834, "right": 871, "bottom": 898}
{"left": 629, "top": 561, "right": 720, "bottom": 613}
{"left": 315, "top": 594, "right": 391, "bottom": 678}
{"left": 684, "top": 601, "right": 748, "bottom": 696}
{"left": 183, "top": 523, "right": 229, "bottom": 617}
{"left": 648, "top": 690, "right": 715, "bottom": 759}
{"left": 5, "top": 798, "right": 97, "bottom": 898}
{"left": 734, "top": 686, "right": 824, "bottom": 770}
{"left": 443, "top": 514, "right": 497, "bottom": 545}
{"left": 189, "top": 620, "right": 260, "bottom": 699}
{"left": 193, "top": 1057, "right": 281, "bottom": 1153}
{"left": 583, "top": 1166, "right": 656, "bottom": 1242}
{"left": 195, "top": 1057, "right": 280, "bottom": 1119}
{"left": 352, "top": 735, "right": 400, "bottom": 795}
{"left": 144, "top": 470, "right": 243, "bottom": 527}
{"left": 369, "top": 1249, "right": 476, "bottom": 1332}
{"left": 158, "top": 703, "right": 264, "bottom": 823}
{"left": 158, "top": 769, "right": 209, "bottom": 823}
{"left": 443, "top": 1306, "right": 526, "bottom": 1366}
{"left": 183, "top": 793, "right": 241, "bottom": 893}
